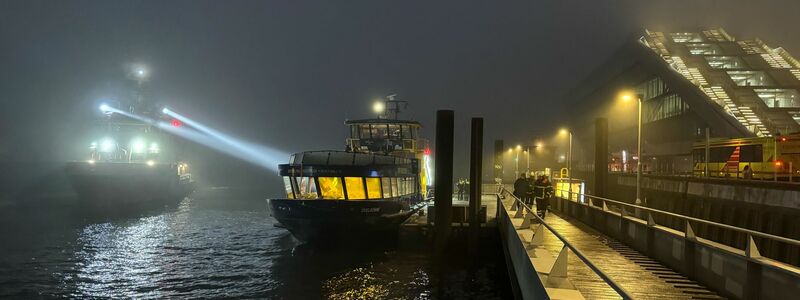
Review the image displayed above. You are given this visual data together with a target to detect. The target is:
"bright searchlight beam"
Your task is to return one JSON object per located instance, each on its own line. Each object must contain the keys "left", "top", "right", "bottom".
{"left": 162, "top": 108, "right": 287, "bottom": 169}
{"left": 98, "top": 105, "right": 286, "bottom": 172}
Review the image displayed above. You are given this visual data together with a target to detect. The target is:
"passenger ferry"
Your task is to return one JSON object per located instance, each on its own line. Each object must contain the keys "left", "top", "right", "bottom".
{"left": 268, "top": 96, "right": 430, "bottom": 242}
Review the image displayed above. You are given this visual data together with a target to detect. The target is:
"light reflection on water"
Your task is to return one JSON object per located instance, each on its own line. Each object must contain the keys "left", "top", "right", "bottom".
{"left": 0, "top": 191, "right": 508, "bottom": 299}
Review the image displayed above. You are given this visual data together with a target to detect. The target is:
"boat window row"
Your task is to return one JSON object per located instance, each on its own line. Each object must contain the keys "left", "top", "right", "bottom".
{"left": 283, "top": 176, "right": 416, "bottom": 200}
{"left": 349, "top": 124, "right": 418, "bottom": 140}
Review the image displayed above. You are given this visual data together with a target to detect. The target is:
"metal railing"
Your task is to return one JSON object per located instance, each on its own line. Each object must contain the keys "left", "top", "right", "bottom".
{"left": 498, "top": 186, "right": 633, "bottom": 300}
{"left": 555, "top": 189, "right": 800, "bottom": 260}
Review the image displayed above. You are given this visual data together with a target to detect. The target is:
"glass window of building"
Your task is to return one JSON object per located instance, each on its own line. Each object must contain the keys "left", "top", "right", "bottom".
{"left": 381, "top": 177, "right": 393, "bottom": 198}
{"left": 755, "top": 89, "right": 800, "bottom": 108}
{"left": 727, "top": 71, "right": 774, "bottom": 86}
{"left": 283, "top": 177, "right": 295, "bottom": 199}
{"left": 318, "top": 177, "right": 345, "bottom": 199}
{"left": 366, "top": 177, "right": 382, "bottom": 199}
{"left": 685, "top": 43, "right": 722, "bottom": 55}
{"left": 671, "top": 32, "right": 704, "bottom": 43}
{"left": 645, "top": 94, "right": 689, "bottom": 123}
{"left": 344, "top": 177, "right": 366, "bottom": 200}
{"left": 296, "top": 177, "right": 318, "bottom": 199}
{"left": 639, "top": 77, "right": 667, "bottom": 100}
{"left": 705, "top": 56, "right": 745, "bottom": 69}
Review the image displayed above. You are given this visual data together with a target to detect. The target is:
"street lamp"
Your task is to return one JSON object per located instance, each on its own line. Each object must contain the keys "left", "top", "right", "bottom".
{"left": 622, "top": 92, "right": 644, "bottom": 205}
{"left": 560, "top": 129, "right": 573, "bottom": 200}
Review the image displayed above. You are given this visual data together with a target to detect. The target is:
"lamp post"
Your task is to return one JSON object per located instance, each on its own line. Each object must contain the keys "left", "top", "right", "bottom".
{"left": 622, "top": 93, "right": 644, "bottom": 204}
{"left": 515, "top": 145, "right": 522, "bottom": 178}
{"left": 525, "top": 147, "right": 530, "bottom": 174}
{"left": 559, "top": 129, "right": 572, "bottom": 200}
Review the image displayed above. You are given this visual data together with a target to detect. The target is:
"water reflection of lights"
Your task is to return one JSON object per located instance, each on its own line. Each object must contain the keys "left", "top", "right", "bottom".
{"left": 75, "top": 216, "right": 168, "bottom": 298}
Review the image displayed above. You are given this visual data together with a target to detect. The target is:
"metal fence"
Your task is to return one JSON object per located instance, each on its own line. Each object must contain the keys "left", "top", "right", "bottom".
{"left": 497, "top": 186, "right": 633, "bottom": 299}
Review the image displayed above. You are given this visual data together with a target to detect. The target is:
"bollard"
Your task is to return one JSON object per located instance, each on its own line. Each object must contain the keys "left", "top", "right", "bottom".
{"left": 434, "top": 110, "right": 454, "bottom": 253}
{"left": 469, "top": 118, "right": 483, "bottom": 248}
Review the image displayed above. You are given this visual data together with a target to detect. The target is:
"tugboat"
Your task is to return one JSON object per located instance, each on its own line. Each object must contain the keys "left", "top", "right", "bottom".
{"left": 268, "top": 95, "right": 431, "bottom": 243}
{"left": 64, "top": 65, "right": 195, "bottom": 207}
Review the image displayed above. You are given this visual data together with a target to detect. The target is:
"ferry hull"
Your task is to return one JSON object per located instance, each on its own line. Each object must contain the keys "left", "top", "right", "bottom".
{"left": 268, "top": 199, "right": 415, "bottom": 243}
{"left": 65, "top": 161, "right": 194, "bottom": 207}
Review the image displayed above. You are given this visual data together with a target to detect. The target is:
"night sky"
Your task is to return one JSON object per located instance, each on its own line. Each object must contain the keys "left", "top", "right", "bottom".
{"left": 2, "top": 1, "right": 799, "bottom": 186}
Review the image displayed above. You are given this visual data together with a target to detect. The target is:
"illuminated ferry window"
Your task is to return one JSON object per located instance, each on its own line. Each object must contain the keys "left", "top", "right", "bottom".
{"left": 388, "top": 124, "right": 402, "bottom": 139}
{"left": 755, "top": 89, "right": 800, "bottom": 108}
{"left": 685, "top": 43, "right": 721, "bottom": 55}
{"left": 371, "top": 124, "right": 388, "bottom": 139}
{"left": 705, "top": 56, "right": 745, "bottom": 69}
{"left": 345, "top": 177, "right": 366, "bottom": 200}
{"left": 366, "top": 178, "right": 382, "bottom": 199}
{"left": 381, "top": 177, "right": 393, "bottom": 198}
{"left": 296, "top": 177, "right": 318, "bottom": 199}
{"left": 391, "top": 178, "right": 400, "bottom": 197}
{"left": 359, "top": 125, "right": 371, "bottom": 139}
{"left": 283, "top": 177, "right": 295, "bottom": 199}
{"left": 727, "top": 71, "right": 774, "bottom": 86}
{"left": 671, "top": 32, "right": 704, "bottom": 43}
{"left": 401, "top": 125, "right": 411, "bottom": 139}
{"left": 318, "top": 177, "right": 345, "bottom": 199}
{"left": 791, "top": 111, "right": 800, "bottom": 126}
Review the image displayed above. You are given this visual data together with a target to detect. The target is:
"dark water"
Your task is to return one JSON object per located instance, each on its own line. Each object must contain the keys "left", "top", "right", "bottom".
{"left": 0, "top": 188, "right": 510, "bottom": 299}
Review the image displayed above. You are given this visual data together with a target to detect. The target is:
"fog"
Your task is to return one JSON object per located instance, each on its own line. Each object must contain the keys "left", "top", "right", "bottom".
{"left": 1, "top": 0, "right": 798, "bottom": 196}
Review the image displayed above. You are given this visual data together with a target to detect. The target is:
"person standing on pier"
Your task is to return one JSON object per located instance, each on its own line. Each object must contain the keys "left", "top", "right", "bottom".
{"left": 513, "top": 173, "right": 528, "bottom": 204}
{"left": 524, "top": 172, "right": 535, "bottom": 206}
{"left": 534, "top": 175, "right": 553, "bottom": 218}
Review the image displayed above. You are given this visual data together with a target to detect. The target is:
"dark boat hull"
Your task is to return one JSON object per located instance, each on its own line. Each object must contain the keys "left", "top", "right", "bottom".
{"left": 268, "top": 198, "right": 416, "bottom": 243}
{"left": 65, "top": 161, "right": 194, "bottom": 207}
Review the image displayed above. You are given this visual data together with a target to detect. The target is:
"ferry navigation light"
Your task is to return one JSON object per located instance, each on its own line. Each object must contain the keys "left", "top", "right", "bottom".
{"left": 373, "top": 101, "right": 385, "bottom": 115}
{"left": 100, "top": 139, "right": 115, "bottom": 152}
{"left": 131, "top": 139, "right": 146, "bottom": 153}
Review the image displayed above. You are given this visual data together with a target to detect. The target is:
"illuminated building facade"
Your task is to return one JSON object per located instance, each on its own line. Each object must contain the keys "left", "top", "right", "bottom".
{"left": 565, "top": 28, "right": 800, "bottom": 175}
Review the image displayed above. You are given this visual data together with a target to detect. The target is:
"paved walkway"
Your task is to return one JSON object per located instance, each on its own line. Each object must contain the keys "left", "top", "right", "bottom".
{"left": 534, "top": 211, "right": 724, "bottom": 299}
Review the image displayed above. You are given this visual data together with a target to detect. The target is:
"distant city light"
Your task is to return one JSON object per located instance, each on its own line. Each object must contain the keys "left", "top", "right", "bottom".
{"left": 146, "top": 160, "right": 155, "bottom": 166}
{"left": 87, "top": 160, "right": 95, "bottom": 164}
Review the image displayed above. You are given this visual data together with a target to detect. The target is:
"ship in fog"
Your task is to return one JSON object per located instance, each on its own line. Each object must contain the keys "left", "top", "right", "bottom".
{"left": 268, "top": 95, "right": 432, "bottom": 243}
{"left": 64, "top": 65, "right": 195, "bottom": 207}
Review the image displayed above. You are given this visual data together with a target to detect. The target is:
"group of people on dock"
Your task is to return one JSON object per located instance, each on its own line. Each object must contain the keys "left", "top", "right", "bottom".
{"left": 513, "top": 173, "right": 554, "bottom": 218}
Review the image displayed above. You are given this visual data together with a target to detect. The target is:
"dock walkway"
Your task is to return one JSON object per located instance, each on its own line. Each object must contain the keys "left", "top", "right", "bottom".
{"left": 534, "top": 211, "right": 724, "bottom": 299}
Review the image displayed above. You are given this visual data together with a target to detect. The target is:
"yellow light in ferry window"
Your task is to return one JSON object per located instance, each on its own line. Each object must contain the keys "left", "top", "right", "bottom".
{"left": 381, "top": 177, "right": 393, "bottom": 198}
{"left": 318, "top": 177, "right": 345, "bottom": 199}
{"left": 366, "top": 177, "right": 382, "bottom": 199}
{"left": 345, "top": 177, "right": 366, "bottom": 200}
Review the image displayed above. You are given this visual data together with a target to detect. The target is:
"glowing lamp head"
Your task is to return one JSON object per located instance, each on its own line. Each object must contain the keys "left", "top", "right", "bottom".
{"left": 373, "top": 101, "right": 385, "bottom": 114}
{"left": 99, "top": 104, "right": 112, "bottom": 114}
{"left": 621, "top": 94, "right": 632, "bottom": 101}
{"left": 131, "top": 139, "right": 146, "bottom": 153}
{"left": 162, "top": 107, "right": 170, "bottom": 114}
{"left": 99, "top": 139, "right": 115, "bottom": 152}
{"left": 775, "top": 161, "right": 783, "bottom": 167}
{"left": 536, "top": 142, "right": 543, "bottom": 148}
{"left": 559, "top": 129, "right": 569, "bottom": 136}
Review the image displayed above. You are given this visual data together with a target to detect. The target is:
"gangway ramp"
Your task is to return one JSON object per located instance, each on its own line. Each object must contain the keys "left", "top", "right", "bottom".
{"left": 497, "top": 188, "right": 723, "bottom": 299}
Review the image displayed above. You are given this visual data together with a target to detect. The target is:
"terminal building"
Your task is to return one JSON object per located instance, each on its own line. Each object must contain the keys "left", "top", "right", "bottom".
{"left": 565, "top": 28, "right": 800, "bottom": 179}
